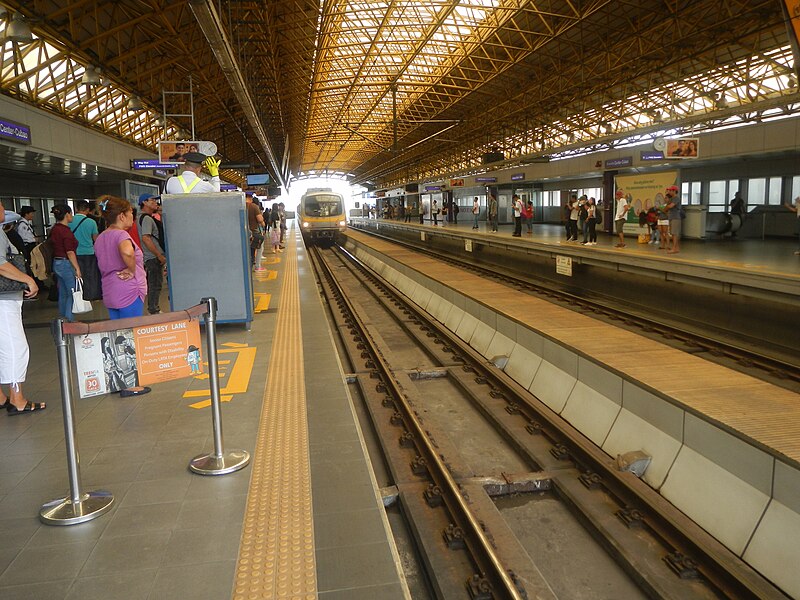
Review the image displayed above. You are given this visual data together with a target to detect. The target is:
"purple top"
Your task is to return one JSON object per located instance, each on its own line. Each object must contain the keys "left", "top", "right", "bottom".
{"left": 95, "top": 228, "right": 147, "bottom": 309}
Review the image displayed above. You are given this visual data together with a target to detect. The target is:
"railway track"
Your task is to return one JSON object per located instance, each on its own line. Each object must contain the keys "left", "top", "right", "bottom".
{"left": 308, "top": 244, "right": 788, "bottom": 599}
{"left": 348, "top": 227, "right": 800, "bottom": 389}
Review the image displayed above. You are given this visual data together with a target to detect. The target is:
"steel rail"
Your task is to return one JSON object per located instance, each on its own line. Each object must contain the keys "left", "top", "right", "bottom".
{"left": 310, "top": 245, "right": 526, "bottom": 600}
{"left": 330, "top": 239, "right": 789, "bottom": 600}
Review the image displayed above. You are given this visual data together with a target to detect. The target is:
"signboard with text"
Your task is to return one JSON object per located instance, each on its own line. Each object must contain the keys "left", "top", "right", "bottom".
{"left": 73, "top": 319, "right": 203, "bottom": 398}
{"left": 0, "top": 117, "right": 31, "bottom": 144}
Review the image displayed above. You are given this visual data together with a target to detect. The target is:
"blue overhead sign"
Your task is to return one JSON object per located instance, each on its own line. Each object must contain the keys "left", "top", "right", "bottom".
{"left": 131, "top": 159, "right": 176, "bottom": 170}
{"left": 0, "top": 117, "right": 31, "bottom": 144}
{"left": 511, "top": 173, "right": 525, "bottom": 181}
{"left": 640, "top": 151, "right": 664, "bottom": 161}
{"left": 475, "top": 176, "right": 497, "bottom": 183}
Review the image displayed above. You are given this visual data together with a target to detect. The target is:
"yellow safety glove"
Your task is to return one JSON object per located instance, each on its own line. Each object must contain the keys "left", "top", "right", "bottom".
{"left": 204, "top": 156, "right": 221, "bottom": 177}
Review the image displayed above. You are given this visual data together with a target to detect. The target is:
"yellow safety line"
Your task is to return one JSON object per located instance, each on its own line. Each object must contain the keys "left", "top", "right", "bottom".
{"left": 232, "top": 230, "right": 316, "bottom": 600}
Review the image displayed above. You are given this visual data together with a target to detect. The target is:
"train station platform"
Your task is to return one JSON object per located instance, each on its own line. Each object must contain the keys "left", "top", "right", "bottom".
{"left": 349, "top": 218, "right": 800, "bottom": 304}
{"left": 0, "top": 225, "right": 408, "bottom": 599}
{"left": 339, "top": 226, "right": 800, "bottom": 598}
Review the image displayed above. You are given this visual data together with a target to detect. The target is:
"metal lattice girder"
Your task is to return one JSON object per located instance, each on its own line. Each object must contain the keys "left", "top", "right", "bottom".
{"left": 0, "top": 0, "right": 797, "bottom": 188}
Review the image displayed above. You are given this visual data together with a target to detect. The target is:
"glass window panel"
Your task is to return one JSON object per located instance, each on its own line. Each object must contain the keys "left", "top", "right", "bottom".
{"left": 791, "top": 176, "right": 800, "bottom": 200}
{"left": 691, "top": 181, "right": 701, "bottom": 205}
{"left": 728, "top": 180, "right": 739, "bottom": 197}
{"left": 767, "top": 177, "right": 781, "bottom": 205}
{"left": 747, "top": 178, "right": 766, "bottom": 210}
{"left": 708, "top": 181, "right": 726, "bottom": 208}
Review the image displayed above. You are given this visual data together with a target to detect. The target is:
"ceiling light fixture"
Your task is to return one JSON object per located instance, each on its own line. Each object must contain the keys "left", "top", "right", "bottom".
{"left": 3, "top": 12, "right": 32, "bottom": 43}
{"left": 126, "top": 95, "right": 144, "bottom": 111}
{"left": 81, "top": 66, "right": 101, "bottom": 86}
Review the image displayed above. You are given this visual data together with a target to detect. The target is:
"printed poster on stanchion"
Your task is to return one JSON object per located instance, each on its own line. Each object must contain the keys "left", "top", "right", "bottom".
{"left": 73, "top": 319, "right": 203, "bottom": 398}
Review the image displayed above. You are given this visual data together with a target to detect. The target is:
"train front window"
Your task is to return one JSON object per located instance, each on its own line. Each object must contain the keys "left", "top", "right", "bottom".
{"left": 305, "top": 195, "right": 342, "bottom": 217}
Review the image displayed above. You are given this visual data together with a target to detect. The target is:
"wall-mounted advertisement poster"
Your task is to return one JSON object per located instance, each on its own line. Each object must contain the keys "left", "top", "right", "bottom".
{"left": 665, "top": 138, "right": 699, "bottom": 158}
{"left": 157, "top": 141, "right": 218, "bottom": 163}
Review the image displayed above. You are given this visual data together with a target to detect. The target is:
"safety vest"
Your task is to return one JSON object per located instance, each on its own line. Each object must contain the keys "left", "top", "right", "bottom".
{"left": 177, "top": 174, "right": 200, "bottom": 193}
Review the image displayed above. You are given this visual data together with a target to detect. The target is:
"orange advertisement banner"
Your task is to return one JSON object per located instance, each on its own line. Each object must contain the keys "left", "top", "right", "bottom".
{"left": 133, "top": 319, "right": 203, "bottom": 386}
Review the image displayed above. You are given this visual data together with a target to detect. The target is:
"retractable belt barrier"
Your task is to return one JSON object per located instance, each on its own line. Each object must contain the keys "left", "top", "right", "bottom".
{"left": 40, "top": 297, "right": 251, "bottom": 526}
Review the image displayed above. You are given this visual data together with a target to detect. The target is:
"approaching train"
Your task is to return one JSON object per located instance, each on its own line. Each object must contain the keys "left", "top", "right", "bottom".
{"left": 298, "top": 188, "right": 347, "bottom": 245}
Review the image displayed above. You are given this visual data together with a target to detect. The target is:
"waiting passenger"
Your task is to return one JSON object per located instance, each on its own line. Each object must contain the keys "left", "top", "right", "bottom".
{"left": 70, "top": 200, "right": 102, "bottom": 301}
{"left": 511, "top": 194, "right": 523, "bottom": 237}
{"left": 488, "top": 194, "right": 498, "bottom": 232}
{"left": 50, "top": 204, "right": 82, "bottom": 321}
{"left": 613, "top": 190, "right": 629, "bottom": 248}
{"left": 472, "top": 197, "right": 480, "bottom": 229}
{"left": 583, "top": 197, "right": 597, "bottom": 245}
{"left": 137, "top": 194, "right": 167, "bottom": 314}
{"left": 664, "top": 185, "right": 682, "bottom": 254}
{"left": 164, "top": 152, "right": 222, "bottom": 194}
{"left": 431, "top": 200, "right": 439, "bottom": 226}
{"left": 0, "top": 202, "right": 43, "bottom": 415}
{"left": 567, "top": 194, "right": 580, "bottom": 241}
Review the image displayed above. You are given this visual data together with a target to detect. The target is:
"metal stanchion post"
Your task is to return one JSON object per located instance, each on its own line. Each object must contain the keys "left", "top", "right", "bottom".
{"left": 189, "top": 297, "right": 250, "bottom": 475}
{"left": 40, "top": 319, "right": 113, "bottom": 525}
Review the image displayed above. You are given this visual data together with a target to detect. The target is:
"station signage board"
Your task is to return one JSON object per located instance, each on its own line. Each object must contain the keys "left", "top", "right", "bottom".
{"left": 511, "top": 173, "right": 525, "bottom": 181}
{"left": 425, "top": 185, "right": 441, "bottom": 192}
{"left": 131, "top": 159, "right": 177, "bottom": 170}
{"left": 640, "top": 151, "right": 664, "bottom": 161}
{"left": 0, "top": 117, "right": 31, "bottom": 144}
{"left": 604, "top": 157, "right": 633, "bottom": 169}
{"left": 475, "top": 176, "right": 497, "bottom": 183}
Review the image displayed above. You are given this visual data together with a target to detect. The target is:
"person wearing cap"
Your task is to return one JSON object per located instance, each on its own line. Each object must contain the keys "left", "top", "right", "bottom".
{"left": 16, "top": 206, "right": 37, "bottom": 265}
{"left": 69, "top": 200, "right": 102, "bottom": 300}
{"left": 137, "top": 193, "right": 166, "bottom": 314}
{"left": 164, "top": 152, "right": 222, "bottom": 195}
{"left": 664, "top": 185, "right": 682, "bottom": 254}
{"left": 613, "top": 189, "right": 630, "bottom": 248}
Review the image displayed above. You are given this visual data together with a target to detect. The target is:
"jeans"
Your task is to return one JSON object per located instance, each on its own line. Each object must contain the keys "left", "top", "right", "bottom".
{"left": 513, "top": 216, "right": 522, "bottom": 236}
{"left": 108, "top": 297, "right": 144, "bottom": 320}
{"left": 144, "top": 258, "right": 163, "bottom": 314}
{"left": 52, "top": 258, "right": 76, "bottom": 321}
{"left": 473, "top": 214, "right": 479, "bottom": 228}
{"left": 587, "top": 218, "right": 597, "bottom": 242}
{"left": 490, "top": 215, "right": 498, "bottom": 231}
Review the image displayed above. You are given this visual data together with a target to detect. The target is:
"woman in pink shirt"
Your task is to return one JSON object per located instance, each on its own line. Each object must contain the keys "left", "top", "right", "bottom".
{"left": 94, "top": 195, "right": 150, "bottom": 397}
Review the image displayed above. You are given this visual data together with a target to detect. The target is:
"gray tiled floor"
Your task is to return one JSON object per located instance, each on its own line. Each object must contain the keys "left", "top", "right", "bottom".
{"left": 1, "top": 227, "right": 408, "bottom": 599}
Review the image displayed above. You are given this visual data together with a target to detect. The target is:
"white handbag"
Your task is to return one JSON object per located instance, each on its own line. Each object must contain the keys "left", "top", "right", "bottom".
{"left": 71, "top": 278, "right": 93, "bottom": 314}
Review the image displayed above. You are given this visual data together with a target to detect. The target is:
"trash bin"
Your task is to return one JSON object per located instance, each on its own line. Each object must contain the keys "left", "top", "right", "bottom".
{"left": 683, "top": 205, "right": 707, "bottom": 239}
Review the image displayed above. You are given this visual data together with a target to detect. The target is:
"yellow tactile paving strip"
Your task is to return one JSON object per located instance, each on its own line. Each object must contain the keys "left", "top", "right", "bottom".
{"left": 232, "top": 233, "right": 317, "bottom": 600}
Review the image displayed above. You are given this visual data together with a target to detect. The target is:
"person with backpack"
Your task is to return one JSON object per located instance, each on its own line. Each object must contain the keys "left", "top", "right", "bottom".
{"left": 583, "top": 197, "right": 598, "bottom": 245}
{"left": 69, "top": 200, "right": 102, "bottom": 301}
{"left": 137, "top": 193, "right": 166, "bottom": 314}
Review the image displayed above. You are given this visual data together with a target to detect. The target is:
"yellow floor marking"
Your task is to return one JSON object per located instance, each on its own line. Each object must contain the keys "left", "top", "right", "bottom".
{"left": 261, "top": 256, "right": 281, "bottom": 265}
{"left": 253, "top": 270, "right": 278, "bottom": 281}
{"left": 233, "top": 228, "right": 316, "bottom": 599}
{"left": 182, "top": 346, "right": 256, "bottom": 398}
{"left": 254, "top": 292, "right": 272, "bottom": 313}
{"left": 189, "top": 395, "right": 233, "bottom": 410}
{"left": 223, "top": 342, "right": 249, "bottom": 348}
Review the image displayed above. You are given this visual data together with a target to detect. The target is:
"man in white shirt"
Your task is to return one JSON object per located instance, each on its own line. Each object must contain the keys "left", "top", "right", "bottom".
{"left": 614, "top": 189, "right": 630, "bottom": 248}
{"left": 164, "top": 152, "right": 221, "bottom": 195}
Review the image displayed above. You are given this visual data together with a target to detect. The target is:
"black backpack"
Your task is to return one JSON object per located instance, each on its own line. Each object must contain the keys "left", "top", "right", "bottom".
{"left": 595, "top": 209, "right": 603, "bottom": 225}
{"left": 138, "top": 213, "right": 165, "bottom": 250}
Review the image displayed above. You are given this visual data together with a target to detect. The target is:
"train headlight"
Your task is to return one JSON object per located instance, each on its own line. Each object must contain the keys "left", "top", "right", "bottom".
{"left": 338, "top": 220, "right": 346, "bottom": 227}
{"left": 302, "top": 221, "right": 309, "bottom": 228}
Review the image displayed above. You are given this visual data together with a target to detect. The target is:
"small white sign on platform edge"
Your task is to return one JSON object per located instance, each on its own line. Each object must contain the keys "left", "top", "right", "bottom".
{"left": 556, "top": 255, "right": 573, "bottom": 276}
{"left": 421, "top": 231, "right": 426, "bottom": 241}
{"left": 465, "top": 239, "right": 473, "bottom": 252}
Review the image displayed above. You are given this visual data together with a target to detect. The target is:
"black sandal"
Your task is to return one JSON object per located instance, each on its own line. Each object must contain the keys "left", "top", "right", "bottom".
{"left": 7, "top": 401, "right": 46, "bottom": 415}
